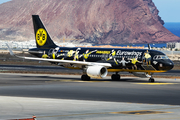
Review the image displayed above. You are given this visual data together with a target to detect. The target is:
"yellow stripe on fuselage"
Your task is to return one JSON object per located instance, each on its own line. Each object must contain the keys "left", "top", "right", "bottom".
{"left": 64, "top": 67, "right": 166, "bottom": 73}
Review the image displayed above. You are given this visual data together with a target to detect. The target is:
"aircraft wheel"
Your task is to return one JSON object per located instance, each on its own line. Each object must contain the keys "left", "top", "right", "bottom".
{"left": 81, "top": 75, "right": 90, "bottom": 81}
{"left": 149, "top": 78, "right": 155, "bottom": 82}
{"left": 111, "top": 74, "right": 116, "bottom": 81}
{"left": 111, "top": 74, "right": 120, "bottom": 81}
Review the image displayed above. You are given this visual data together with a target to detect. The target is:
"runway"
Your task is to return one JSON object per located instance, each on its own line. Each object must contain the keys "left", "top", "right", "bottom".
{"left": 0, "top": 73, "right": 180, "bottom": 119}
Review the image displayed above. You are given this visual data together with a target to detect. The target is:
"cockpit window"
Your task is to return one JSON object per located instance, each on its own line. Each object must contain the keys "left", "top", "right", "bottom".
{"left": 153, "top": 55, "right": 169, "bottom": 60}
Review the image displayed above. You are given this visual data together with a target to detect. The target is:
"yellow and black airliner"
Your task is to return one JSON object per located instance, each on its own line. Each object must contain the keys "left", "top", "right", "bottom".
{"left": 7, "top": 15, "right": 174, "bottom": 82}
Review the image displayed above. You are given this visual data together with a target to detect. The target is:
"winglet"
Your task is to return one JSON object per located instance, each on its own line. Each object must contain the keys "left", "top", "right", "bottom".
{"left": 148, "top": 44, "right": 151, "bottom": 50}
{"left": 6, "top": 43, "right": 15, "bottom": 56}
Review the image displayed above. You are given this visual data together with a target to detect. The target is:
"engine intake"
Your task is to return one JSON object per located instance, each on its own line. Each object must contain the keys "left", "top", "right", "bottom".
{"left": 86, "top": 66, "right": 108, "bottom": 79}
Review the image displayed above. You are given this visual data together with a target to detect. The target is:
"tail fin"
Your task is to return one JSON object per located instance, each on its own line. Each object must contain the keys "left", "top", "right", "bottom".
{"left": 32, "top": 15, "right": 57, "bottom": 48}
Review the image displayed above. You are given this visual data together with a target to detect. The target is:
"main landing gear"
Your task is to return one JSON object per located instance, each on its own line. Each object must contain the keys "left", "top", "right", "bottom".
{"left": 81, "top": 74, "right": 90, "bottom": 81}
{"left": 81, "top": 67, "right": 91, "bottom": 81}
{"left": 111, "top": 72, "right": 121, "bottom": 81}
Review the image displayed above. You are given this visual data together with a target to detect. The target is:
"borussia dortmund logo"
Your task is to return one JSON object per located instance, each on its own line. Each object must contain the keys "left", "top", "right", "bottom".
{"left": 36, "top": 28, "right": 47, "bottom": 46}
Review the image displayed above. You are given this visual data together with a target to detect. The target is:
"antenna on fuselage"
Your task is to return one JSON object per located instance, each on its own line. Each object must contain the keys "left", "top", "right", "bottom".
{"left": 148, "top": 44, "right": 151, "bottom": 50}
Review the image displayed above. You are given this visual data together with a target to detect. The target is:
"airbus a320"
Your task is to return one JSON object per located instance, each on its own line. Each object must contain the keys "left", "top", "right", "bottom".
{"left": 7, "top": 15, "right": 174, "bottom": 82}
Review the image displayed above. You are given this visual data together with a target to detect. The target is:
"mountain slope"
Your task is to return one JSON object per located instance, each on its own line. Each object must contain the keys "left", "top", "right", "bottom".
{"left": 0, "top": 0, "right": 179, "bottom": 44}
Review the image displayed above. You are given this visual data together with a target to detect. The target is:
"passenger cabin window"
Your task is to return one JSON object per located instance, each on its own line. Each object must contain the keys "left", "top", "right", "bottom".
{"left": 153, "top": 55, "right": 168, "bottom": 60}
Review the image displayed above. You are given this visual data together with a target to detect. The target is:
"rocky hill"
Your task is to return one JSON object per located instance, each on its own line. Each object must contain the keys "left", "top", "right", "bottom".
{"left": 0, "top": 0, "right": 180, "bottom": 44}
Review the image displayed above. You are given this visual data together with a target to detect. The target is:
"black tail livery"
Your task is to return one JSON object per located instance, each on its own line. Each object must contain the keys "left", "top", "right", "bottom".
{"left": 6, "top": 15, "right": 174, "bottom": 82}
{"left": 32, "top": 15, "right": 57, "bottom": 48}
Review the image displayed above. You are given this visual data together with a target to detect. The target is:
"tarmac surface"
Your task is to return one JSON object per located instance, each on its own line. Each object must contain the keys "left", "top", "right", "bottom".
{"left": 0, "top": 73, "right": 180, "bottom": 120}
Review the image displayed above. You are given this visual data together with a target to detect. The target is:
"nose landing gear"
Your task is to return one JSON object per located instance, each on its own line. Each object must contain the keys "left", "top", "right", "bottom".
{"left": 149, "top": 73, "right": 155, "bottom": 82}
{"left": 149, "top": 77, "right": 155, "bottom": 82}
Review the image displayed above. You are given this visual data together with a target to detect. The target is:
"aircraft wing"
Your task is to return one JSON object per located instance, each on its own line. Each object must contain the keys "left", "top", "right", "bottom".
{"left": 6, "top": 44, "right": 112, "bottom": 68}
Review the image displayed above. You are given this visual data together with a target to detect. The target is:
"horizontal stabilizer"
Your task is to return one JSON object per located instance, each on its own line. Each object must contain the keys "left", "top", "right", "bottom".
{"left": 6, "top": 43, "right": 15, "bottom": 56}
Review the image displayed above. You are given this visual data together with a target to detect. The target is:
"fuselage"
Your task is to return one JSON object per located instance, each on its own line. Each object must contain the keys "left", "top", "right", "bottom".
{"left": 29, "top": 47, "right": 174, "bottom": 73}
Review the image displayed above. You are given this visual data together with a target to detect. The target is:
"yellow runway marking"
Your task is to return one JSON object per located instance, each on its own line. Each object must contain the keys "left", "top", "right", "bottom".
{"left": 35, "top": 105, "right": 180, "bottom": 118}
{"left": 110, "top": 110, "right": 171, "bottom": 115}
{"left": 37, "top": 110, "right": 171, "bottom": 118}
{"left": 132, "top": 83, "right": 179, "bottom": 85}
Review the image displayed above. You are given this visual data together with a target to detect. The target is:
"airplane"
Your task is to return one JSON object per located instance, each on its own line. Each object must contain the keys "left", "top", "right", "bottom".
{"left": 7, "top": 15, "right": 174, "bottom": 82}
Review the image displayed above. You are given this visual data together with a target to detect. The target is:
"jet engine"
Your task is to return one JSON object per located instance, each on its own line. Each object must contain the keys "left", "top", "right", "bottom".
{"left": 132, "top": 72, "right": 151, "bottom": 78}
{"left": 86, "top": 66, "right": 108, "bottom": 79}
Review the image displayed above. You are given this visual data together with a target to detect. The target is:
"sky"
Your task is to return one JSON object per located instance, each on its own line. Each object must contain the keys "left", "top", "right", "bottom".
{"left": 0, "top": 0, "right": 11, "bottom": 4}
{"left": 152, "top": 0, "right": 180, "bottom": 22}
{"left": 0, "top": 0, "right": 180, "bottom": 22}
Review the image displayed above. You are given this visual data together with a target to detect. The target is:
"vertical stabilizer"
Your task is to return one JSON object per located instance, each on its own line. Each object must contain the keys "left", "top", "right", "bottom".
{"left": 32, "top": 15, "right": 57, "bottom": 48}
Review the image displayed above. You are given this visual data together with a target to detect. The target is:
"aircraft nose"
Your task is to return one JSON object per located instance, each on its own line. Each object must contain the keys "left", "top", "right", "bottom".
{"left": 169, "top": 61, "right": 174, "bottom": 70}
{"left": 166, "top": 60, "right": 174, "bottom": 70}
{"left": 159, "top": 60, "right": 174, "bottom": 71}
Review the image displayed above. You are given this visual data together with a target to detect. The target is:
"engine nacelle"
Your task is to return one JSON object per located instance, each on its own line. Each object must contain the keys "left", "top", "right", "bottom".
{"left": 132, "top": 72, "right": 151, "bottom": 78}
{"left": 86, "top": 66, "right": 108, "bottom": 79}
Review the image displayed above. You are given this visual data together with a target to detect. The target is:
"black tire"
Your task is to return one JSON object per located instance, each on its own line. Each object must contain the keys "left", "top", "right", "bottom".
{"left": 149, "top": 78, "right": 155, "bottom": 82}
{"left": 111, "top": 74, "right": 120, "bottom": 81}
{"left": 81, "top": 75, "right": 90, "bottom": 81}
{"left": 116, "top": 74, "right": 120, "bottom": 80}
{"left": 111, "top": 74, "right": 116, "bottom": 81}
